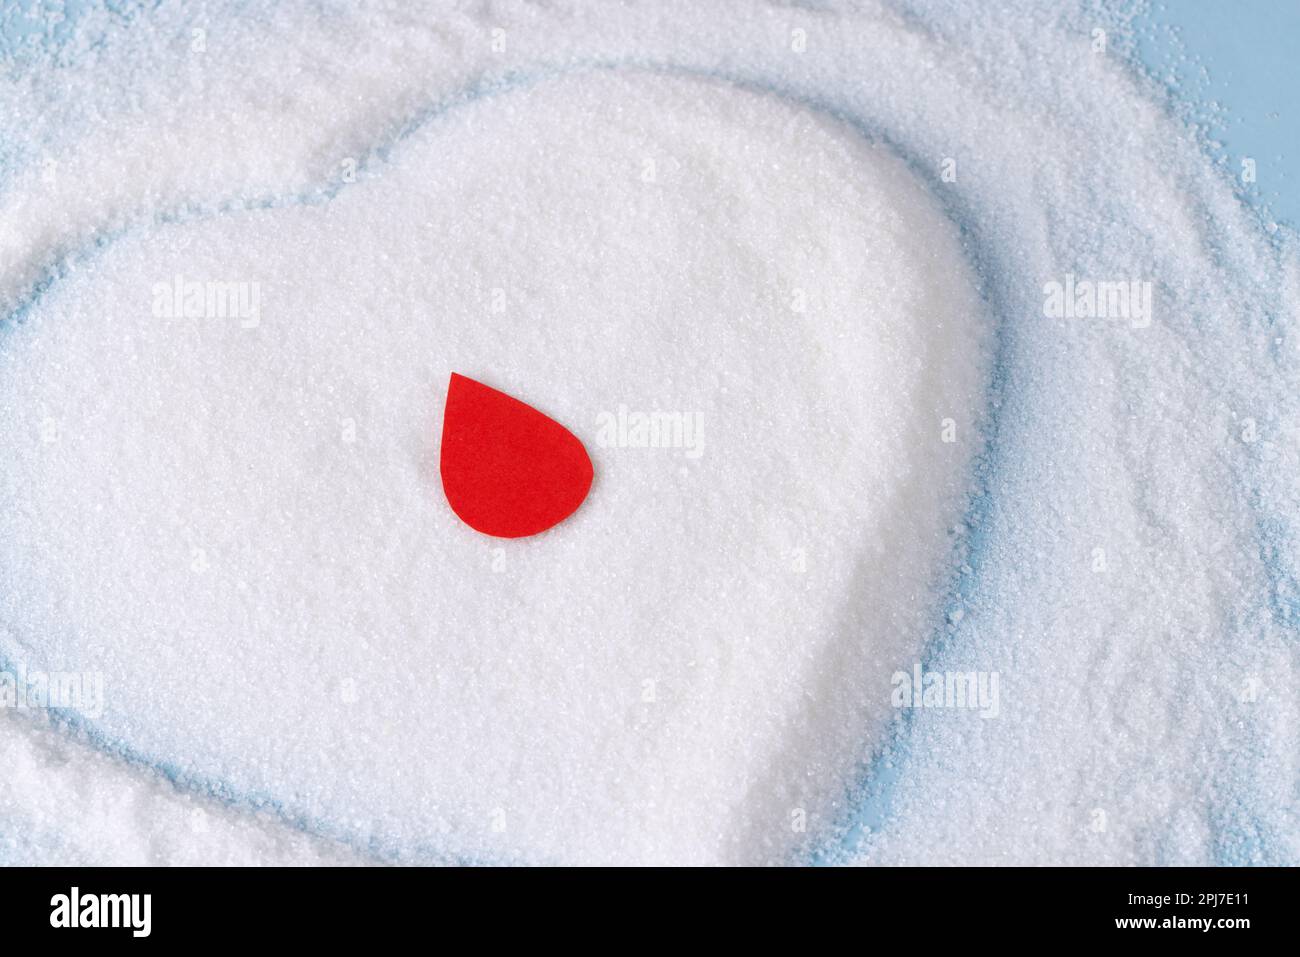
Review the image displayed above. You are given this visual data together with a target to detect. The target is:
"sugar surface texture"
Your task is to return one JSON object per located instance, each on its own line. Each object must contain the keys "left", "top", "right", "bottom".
{"left": 0, "top": 65, "right": 984, "bottom": 864}
{"left": 0, "top": 0, "right": 1297, "bottom": 865}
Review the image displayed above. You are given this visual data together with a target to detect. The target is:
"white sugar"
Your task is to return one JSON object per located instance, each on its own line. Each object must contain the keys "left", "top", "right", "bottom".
{"left": 0, "top": 0, "right": 1296, "bottom": 865}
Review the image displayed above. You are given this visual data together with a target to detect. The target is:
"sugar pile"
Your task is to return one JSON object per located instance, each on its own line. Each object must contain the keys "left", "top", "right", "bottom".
{"left": 1, "top": 0, "right": 1297, "bottom": 865}
{"left": 0, "top": 57, "right": 986, "bottom": 863}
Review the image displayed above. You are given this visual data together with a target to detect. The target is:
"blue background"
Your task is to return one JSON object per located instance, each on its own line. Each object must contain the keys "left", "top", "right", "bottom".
{"left": 1138, "top": 0, "right": 1300, "bottom": 226}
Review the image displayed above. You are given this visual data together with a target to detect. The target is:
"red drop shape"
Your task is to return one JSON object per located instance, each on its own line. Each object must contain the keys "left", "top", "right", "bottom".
{"left": 439, "top": 373, "right": 594, "bottom": 538}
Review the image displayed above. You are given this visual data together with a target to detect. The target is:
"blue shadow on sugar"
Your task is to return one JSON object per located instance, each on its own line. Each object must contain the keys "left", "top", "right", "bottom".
{"left": 814, "top": 0, "right": 1300, "bottom": 868}
{"left": 1133, "top": 1, "right": 1300, "bottom": 865}
{"left": 0, "top": 1, "right": 1292, "bottom": 865}
{"left": 1133, "top": 0, "right": 1300, "bottom": 651}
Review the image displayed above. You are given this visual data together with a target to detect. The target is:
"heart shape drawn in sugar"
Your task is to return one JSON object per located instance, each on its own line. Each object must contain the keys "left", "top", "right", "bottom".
{"left": 0, "top": 70, "right": 989, "bottom": 864}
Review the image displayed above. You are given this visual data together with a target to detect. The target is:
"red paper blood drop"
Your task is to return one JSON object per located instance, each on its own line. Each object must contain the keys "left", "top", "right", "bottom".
{"left": 439, "top": 373, "right": 594, "bottom": 538}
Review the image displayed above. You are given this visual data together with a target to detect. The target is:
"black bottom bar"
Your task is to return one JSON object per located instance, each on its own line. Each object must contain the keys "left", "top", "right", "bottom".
{"left": 1, "top": 865, "right": 1291, "bottom": 944}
